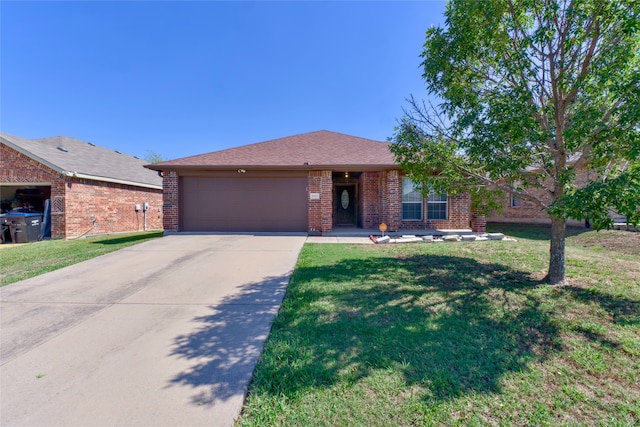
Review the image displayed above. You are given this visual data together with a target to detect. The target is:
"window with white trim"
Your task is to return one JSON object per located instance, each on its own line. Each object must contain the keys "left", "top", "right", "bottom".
{"left": 427, "top": 191, "right": 448, "bottom": 220}
{"left": 402, "top": 178, "right": 422, "bottom": 220}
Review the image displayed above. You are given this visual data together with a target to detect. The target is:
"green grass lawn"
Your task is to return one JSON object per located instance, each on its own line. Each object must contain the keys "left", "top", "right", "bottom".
{"left": 238, "top": 224, "right": 640, "bottom": 426}
{"left": 0, "top": 231, "right": 163, "bottom": 286}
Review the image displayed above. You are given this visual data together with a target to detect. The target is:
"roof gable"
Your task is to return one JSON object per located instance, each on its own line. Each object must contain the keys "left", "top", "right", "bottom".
{"left": 1, "top": 133, "right": 162, "bottom": 188}
{"left": 149, "top": 130, "right": 397, "bottom": 169}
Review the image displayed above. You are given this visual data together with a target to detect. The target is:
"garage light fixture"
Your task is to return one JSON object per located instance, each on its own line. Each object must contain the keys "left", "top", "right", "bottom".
{"left": 344, "top": 171, "right": 349, "bottom": 178}
{"left": 237, "top": 169, "right": 246, "bottom": 173}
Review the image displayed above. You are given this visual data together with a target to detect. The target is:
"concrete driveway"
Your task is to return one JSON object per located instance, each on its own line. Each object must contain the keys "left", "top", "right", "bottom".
{"left": 0, "top": 234, "right": 306, "bottom": 427}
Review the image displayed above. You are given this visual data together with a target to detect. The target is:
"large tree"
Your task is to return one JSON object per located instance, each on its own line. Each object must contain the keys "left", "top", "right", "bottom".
{"left": 391, "top": 0, "right": 640, "bottom": 284}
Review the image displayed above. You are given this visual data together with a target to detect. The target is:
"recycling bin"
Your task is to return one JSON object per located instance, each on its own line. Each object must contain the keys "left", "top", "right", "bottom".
{"left": 6, "top": 212, "right": 43, "bottom": 243}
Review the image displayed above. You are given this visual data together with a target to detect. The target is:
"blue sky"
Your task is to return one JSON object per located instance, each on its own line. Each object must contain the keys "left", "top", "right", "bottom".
{"left": 1, "top": 1, "right": 446, "bottom": 161}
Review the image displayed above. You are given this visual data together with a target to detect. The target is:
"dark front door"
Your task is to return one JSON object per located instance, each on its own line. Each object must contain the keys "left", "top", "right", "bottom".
{"left": 335, "top": 184, "right": 357, "bottom": 226}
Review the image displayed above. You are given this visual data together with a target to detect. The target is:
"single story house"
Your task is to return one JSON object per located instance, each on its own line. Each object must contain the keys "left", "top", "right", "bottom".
{"left": 488, "top": 162, "right": 627, "bottom": 227}
{"left": 146, "top": 130, "right": 486, "bottom": 234}
{"left": 1, "top": 132, "right": 163, "bottom": 239}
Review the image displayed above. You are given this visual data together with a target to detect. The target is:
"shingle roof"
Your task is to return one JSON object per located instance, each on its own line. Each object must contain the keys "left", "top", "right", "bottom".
{"left": 146, "top": 130, "right": 397, "bottom": 170}
{"left": 1, "top": 133, "right": 162, "bottom": 189}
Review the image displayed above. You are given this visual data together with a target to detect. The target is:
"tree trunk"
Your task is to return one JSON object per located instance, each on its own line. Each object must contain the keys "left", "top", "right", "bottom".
{"left": 548, "top": 216, "right": 566, "bottom": 285}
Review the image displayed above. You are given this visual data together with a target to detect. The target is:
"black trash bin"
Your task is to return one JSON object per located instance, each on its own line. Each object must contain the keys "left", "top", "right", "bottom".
{"left": 7, "top": 211, "right": 43, "bottom": 243}
{"left": 0, "top": 213, "right": 9, "bottom": 243}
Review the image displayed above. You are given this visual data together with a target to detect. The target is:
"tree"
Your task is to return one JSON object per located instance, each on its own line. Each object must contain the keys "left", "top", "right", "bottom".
{"left": 391, "top": 0, "right": 639, "bottom": 285}
{"left": 143, "top": 150, "right": 164, "bottom": 164}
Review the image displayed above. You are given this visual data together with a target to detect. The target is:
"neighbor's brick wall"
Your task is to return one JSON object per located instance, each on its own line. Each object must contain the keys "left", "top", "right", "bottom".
{"left": 162, "top": 171, "right": 179, "bottom": 231}
{"left": 64, "top": 178, "right": 162, "bottom": 238}
{"left": 51, "top": 181, "right": 66, "bottom": 239}
{"left": 489, "top": 192, "right": 549, "bottom": 222}
{"left": 1, "top": 144, "right": 62, "bottom": 183}
{"left": 488, "top": 165, "right": 595, "bottom": 226}
{"left": 308, "top": 170, "right": 333, "bottom": 233}
{"left": 1, "top": 144, "right": 67, "bottom": 239}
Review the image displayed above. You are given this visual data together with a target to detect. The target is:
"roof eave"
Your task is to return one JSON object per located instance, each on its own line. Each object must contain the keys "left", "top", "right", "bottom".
{"left": 63, "top": 171, "right": 162, "bottom": 190}
{"left": 145, "top": 164, "right": 399, "bottom": 172}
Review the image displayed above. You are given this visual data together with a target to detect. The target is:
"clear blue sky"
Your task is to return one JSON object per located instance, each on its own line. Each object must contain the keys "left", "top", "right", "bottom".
{"left": 1, "top": 1, "right": 446, "bottom": 161}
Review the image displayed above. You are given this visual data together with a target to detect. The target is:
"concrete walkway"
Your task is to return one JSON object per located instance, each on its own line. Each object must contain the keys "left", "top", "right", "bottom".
{"left": 306, "top": 235, "right": 373, "bottom": 244}
{"left": 0, "top": 234, "right": 306, "bottom": 427}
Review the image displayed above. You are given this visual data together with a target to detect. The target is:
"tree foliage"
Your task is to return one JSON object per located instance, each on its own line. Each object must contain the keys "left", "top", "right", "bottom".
{"left": 143, "top": 150, "right": 164, "bottom": 164}
{"left": 391, "top": 0, "right": 640, "bottom": 284}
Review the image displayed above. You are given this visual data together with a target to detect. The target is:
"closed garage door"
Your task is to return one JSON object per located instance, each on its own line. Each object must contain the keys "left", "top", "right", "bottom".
{"left": 181, "top": 175, "right": 308, "bottom": 232}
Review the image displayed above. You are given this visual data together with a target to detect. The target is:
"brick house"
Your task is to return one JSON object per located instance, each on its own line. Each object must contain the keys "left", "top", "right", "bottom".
{"left": 488, "top": 163, "right": 626, "bottom": 227}
{"left": 1, "top": 133, "right": 163, "bottom": 239}
{"left": 146, "top": 130, "right": 484, "bottom": 234}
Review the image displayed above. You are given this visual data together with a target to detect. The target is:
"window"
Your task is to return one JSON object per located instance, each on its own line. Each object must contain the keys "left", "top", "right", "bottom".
{"left": 402, "top": 178, "right": 422, "bottom": 220}
{"left": 427, "top": 191, "right": 448, "bottom": 220}
{"left": 510, "top": 181, "right": 522, "bottom": 208}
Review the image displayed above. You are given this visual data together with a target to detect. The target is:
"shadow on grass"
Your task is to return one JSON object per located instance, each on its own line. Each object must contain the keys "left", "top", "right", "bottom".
{"left": 558, "top": 286, "right": 640, "bottom": 327}
{"left": 249, "top": 253, "right": 561, "bottom": 402}
{"left": 89, "top": 231, "right": 163, "bottom": 246}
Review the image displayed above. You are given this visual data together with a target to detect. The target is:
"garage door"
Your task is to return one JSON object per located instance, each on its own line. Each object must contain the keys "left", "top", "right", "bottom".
{"left": 181, "top": 176, "right": 308, "bottom": 232}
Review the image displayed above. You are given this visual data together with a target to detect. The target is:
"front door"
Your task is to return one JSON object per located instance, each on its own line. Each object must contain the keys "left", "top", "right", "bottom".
{"left": 335, "top": 184, "right": 357, "bottom": 226}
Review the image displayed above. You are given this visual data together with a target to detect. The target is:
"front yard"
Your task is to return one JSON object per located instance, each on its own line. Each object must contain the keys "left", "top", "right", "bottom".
{"left": 238, "top": 224, "right": 640, "bottom": 426}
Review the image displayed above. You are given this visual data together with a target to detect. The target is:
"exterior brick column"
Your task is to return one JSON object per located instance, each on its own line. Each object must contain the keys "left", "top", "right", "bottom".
{"left": 471, "top": 210, "right": 487, "bottom": 233}
{"left": 360, "top": 172, "right": 380, "bottom": 229}
{"left": 381, "top": 170, "right": 401, "bottom": 231}
{"left": 50, "top": 181, "right": 66, "bottom": 239}
{"left": 163, "top": 171, "right": 179, "bottom": 232}
{"left": 307, "top": 170, "right": 333, "bottom": 234}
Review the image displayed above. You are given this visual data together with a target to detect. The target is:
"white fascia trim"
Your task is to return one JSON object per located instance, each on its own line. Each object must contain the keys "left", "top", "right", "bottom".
{"left": 63, "top": 171, "right": 162, "bottom": 190}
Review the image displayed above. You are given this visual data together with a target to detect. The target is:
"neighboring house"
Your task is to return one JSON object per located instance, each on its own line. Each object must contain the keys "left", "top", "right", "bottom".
{"left": 146, "top": 130, "right": 485, "bottom": 234}
{"left": 1, "top": 133, "right": 163, "bottom": 239}
{"left": 488, "top": 163, "right": 627, "bottom": 227}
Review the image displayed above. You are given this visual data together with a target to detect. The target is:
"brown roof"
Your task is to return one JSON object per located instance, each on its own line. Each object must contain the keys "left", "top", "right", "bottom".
{"left": 146, "top": 130, "right": 397, "bottom": 171}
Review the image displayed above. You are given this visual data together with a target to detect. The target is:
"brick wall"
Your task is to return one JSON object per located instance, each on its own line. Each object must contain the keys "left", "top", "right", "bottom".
{"left": 360, "top": 172, "right": 380, "bottom": 228}
{"left": 380, "top": 170, "right": 402, "bottom": 231}
{"left": 1, "top": 144, "right": 66, "bottom": 239}
{"left": 470, "top": 210, "right": 487, "bottom": 233}
{"left": 1, "top": 143, "right": 163, "bottom": 239}
{"left": 51, "top": 181, "right": 66, "bottom": 239}
{"left": 488, "top": 165, "right": 594, "bottom": 226}
{"left": 64, "top": 178, "right": 163, "bottom": 238}
{"left": 398, "top": 191, "right": 471, "bottom": 230}
{"left": 1, "top": 144, "right": 62, "bottom": 183}
{"left": 162, "top": 171, "right": 179, "bottom": 231}
{"left": 308, "top": 170, "right": 333, "bottom": 233}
